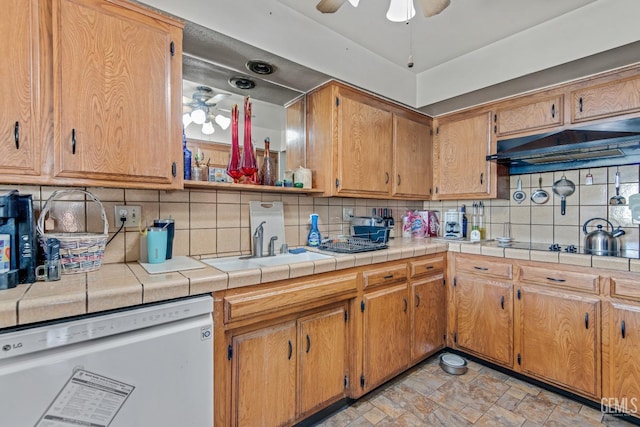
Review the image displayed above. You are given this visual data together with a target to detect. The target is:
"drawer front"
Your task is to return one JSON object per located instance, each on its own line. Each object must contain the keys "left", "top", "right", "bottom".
{"left": 457, "top": 257, "right": 512, "bottom": 280}
{"left": 224, "top": 272, "right": 358, "bottom": 323}
{"left": 363, "top": 264, "right": 408, "bottom": 289}
{"left": 611, "top": 277, "right": 640, "bottom": 302}
{"left": 410, "top": 257, "right": 444, "bottom": 279}
{"left": 519, "top": 265, "right": 599, "bottom": 293}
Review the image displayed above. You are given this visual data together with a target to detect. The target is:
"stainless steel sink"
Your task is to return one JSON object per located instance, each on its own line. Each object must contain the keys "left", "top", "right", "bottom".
{"left": 201, "top": 251, "right": 334, "bottom": 272}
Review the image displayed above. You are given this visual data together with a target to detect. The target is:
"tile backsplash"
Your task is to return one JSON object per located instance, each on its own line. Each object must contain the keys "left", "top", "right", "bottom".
{"left": 5, "top": 165, "right": 639, "bottom": 264}
{"left": 423, "top": 165, "right": 640, "bottom": 252}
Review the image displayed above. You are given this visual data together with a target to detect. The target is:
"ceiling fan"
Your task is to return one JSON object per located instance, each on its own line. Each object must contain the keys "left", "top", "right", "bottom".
{"left": 316, "top": 0, "right": 451, "bottom": 18}
{"left": 182, "top": 86, "right": 232, "bottom": 134}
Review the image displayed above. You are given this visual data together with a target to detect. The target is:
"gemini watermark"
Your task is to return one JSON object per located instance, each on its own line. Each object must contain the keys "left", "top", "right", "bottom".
{"left": 601, "top": 397, "right": 639, "bottom": 417}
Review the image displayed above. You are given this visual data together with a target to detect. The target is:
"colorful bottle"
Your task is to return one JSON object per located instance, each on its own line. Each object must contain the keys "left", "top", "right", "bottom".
{"left": 308, "top": 213, "right": 321, "bottom": 247}
{"left": 460, "top": 205, "right": 468, "bottom": 238}
{"left": 183, "top": 128, "right": 192, "bottom": 180}
{"left": 258, "top": 137, "right": 276, "bottom": 185}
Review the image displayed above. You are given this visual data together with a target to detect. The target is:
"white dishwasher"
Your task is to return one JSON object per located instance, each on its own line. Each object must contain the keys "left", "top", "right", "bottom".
{"left": 0, "top": 295, "right": 213, "bottom": 427}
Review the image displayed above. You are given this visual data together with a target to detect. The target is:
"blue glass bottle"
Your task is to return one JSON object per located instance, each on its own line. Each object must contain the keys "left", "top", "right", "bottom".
{"left": 183, "top": 128, "right": 192, "bottom": 180}
{"left": 308, "top": 213, "right": 321, "bottom": 247}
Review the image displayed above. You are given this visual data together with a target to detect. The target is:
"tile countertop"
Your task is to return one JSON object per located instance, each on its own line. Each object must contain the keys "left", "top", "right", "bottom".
{"left": 3, "top": 237, "right": 640, "bottom": 330}
{"left": 0, "top": 239, "right": 448, "bottom": 330}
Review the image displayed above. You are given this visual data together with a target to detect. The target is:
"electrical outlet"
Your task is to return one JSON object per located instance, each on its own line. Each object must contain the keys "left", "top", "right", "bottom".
{"left": 114, "top": 205, "right": 141, "bottom": 227}
{"left": 343, "top": 207, "right": 354, "bottom": 221}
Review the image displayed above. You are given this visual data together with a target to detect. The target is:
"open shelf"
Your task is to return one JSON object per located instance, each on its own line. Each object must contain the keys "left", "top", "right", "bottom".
{"left": 183, "top": 180, "right": 326, "bottom": 195}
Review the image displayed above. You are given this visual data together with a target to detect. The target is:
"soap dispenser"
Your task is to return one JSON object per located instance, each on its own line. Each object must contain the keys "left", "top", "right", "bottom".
{"left": 308, "top": 214, "right": 321, "bottom": 247}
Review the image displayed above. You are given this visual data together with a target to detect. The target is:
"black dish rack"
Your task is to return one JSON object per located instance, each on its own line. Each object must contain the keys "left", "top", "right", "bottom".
{"left": 318, "top": 236, "right": 388, "bottom": 254}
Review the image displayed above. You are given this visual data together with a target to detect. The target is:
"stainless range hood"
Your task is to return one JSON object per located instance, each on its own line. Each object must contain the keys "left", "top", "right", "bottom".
{"left": 487, "top": 117, "right": 640, "bottom": 174}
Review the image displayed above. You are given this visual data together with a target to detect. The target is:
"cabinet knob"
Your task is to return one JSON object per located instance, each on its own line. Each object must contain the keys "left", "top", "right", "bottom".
{"left": 500, "top": 295, "right": 504, "bottom": 310}
{"left": 385, "top": 172, "right": 389, "bottom": 184}
{"left": 306, "top": 334, "right": 311, "bottom": 353}
{"left": 584, "top": 312, "right": 589, "bottom": 329}
{"left": 403, "top": 297, "right": 408, "bottom": 313}
{"left": 288, "top": 340, "right": 292, "bottom": 360}
{"left": 14, "top": 121, "right": 19, "bottom": 150}
{"left": 415, "top": 294, "right": 420, "bottom": 308}
{"left": 622, "top": 320, "right": 626, "bottom": 339}
{"left": 397, "top": 174, "right": 401, "bottom": 185}
{"left": 579, "top": 97, "right": 583, "bottom": 112}
{"left": 551, "top": 103, "right": 556, "bottom": 118}
{"left": 480, "top": 173, "right": 484, "bottom": 185}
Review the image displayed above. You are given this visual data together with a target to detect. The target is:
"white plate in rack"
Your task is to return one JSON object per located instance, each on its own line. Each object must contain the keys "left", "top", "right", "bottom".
{"left": 496, "top": 237, "right": 513, "bottom": 243}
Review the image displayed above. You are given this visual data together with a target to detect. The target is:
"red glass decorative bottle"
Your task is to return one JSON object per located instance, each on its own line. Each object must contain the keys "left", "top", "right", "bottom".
{"left": 226, "top": 104, "right": 243, "bottom": 182}
{"left": 240, "top": 96, "right": 258, "bottom": 180}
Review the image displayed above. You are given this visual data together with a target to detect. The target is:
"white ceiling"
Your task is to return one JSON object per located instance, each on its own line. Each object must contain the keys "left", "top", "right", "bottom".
{"left": 276, "top": 0, "right": 598, "bottom": 74}
{"left": 142, "top": 0, "right": 640, "bottom": 114}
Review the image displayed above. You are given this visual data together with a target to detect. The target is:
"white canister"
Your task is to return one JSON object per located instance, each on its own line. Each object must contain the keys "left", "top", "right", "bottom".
{"left": 294, "top": 167, "right": 312, "bottom": 189}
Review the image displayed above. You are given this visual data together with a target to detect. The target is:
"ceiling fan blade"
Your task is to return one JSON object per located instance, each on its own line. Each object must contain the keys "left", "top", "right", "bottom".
{"left": 205, "top": 93, "right": 231, "bottom": 105}
{"left": 316, "top": 0, "right": 347, "bottom": 13}
{"left": 418, "top": 0, "right": 450, "bottom": 17}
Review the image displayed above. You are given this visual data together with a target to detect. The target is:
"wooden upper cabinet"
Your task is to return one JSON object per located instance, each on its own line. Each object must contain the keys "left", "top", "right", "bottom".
{"left": 518, "top": 286, "right": 600, "bottom": 399}
{"left": 336, "top": 88, "right": 393, "bottom": 197}
{"left": 571, "top": 74, "right": 640, "bottom": 123}
{"left": 433, "top": 110, "right": 504, "bottom": 199}
{"left": 495, "top": 95, "right": 563, "bottom": 137}
{"left": 306, "top": 82, "right": 431, "bottom": 199}
{"left": 392, "top": 114, "right": 432, "bottom": 199}
{"left": 52, "top": 0, "right": 183, "bottom": 189}
{"left": 0, "top": 0, "right": 40, "bottom": 176}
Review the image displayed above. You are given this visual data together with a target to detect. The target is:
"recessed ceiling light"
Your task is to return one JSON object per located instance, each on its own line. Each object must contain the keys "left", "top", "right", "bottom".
{"left": 245, "top": 60, "right": 275, "bottom": 75}
{"left": 229, "top": 76, "right": 256, "bottom": 90}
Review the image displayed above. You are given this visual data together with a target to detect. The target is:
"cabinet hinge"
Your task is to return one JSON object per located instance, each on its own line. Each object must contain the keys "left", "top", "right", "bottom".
{"left": 517, "top": 289, "right": 521, "bottom": 300}
{"left": 170, "top": 41, "right": 175, "bottom": 56}
{"left": 453, "top": 277, "right": 457, "bottom": 287}
{"left": 344, "top": 311, "right": 348, "bottom": 322}
{"left": 430, "top": 129, "right": 433, "bottom": 136}
{"left": 443, "top": 333, "right": 446, "bottom": 342}
{"left": 453, "top": 332, "right": 457, "bottom": 343}
{"left": 360, "top": 300, "right": 365, "bottom": 312}
{"left": 443, "top": 278, "right": 446, "bottom": 285}
{"left": 517, "top": 353, "right": 521, "bottom": 365}
{"left": 344, "top": 375, "right": 349, "bottom": 388}
{"left": 171, "top": 161, "right": 177, "bottom": 178}
{"left": 360, "top": 374, "right": 365, "bottom": 388}
{"left": 336, "top": 97, "right": 339, "bottom": 107}
{"left": 436, "top": 127, "right": 439, "bottom": 135}
{"left": 227, "top": 345, "right": 233, "bottom": 360}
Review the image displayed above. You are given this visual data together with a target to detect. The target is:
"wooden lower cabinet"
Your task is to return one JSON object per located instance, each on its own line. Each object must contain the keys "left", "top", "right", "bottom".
{"left": 454, "top": 275, "right": 513, "bottom": 367}
{"left": 361, "top": 283, "right": 410, "bottom": 392}
{"left": 298, "top": 306, "right": 349, "bottom": 418}
{"left": 517, "top": 285, "right": 600, "bottom": 399}
{"left": 605, "top": 302, "right": 640, "bottom": 408}
{"left": 411, "top": 276, "right": 446, "bottom": 361}
{"left": 232, "top": 321, "right": 297, "bottom": 427}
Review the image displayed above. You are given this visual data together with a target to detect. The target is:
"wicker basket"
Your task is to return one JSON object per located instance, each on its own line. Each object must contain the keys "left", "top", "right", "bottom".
{"left": 37, "top": 189, "right": 109, "bottom": 274}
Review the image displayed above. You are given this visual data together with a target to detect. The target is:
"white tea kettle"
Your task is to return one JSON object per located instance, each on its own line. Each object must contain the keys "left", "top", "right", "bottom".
{"left": 582, "top": 218, "right": 625, "bottom": 256}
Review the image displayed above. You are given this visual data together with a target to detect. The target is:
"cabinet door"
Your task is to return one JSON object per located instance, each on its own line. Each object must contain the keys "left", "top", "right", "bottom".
{"left": 411, "top": 276, "right": 445, "bottom": 361}
{"left": 572, "top": 75, "right": 640, "bottom": 123}
{"left": 232, "top": 322, "right": 297, "bottom": 427}
{"left": 392, "top": 114, "right": 432, "bottom": 199}
{"left": 362, "top": 283, "right": 410, "bottom": 391}
{"left": 495, "top": 96, "right": 563, "bottom": 137}
{"left": 606, "top": 303, "right": 640, "bottom": 405}
{"left": 433, "top": 111, "right": 492, "bottom": 198}
{"left": 455, "top": 275, "right": 513, "bottom": 366}
{"left": 336, "top": 89, "right": 392, "bottom": 197}
{"left": 0, "top": 0, "right": 40, "bottom": 176}
{"left": 518, "top": 286, "right": 600, "bottom": 398}
{"left": 53, "top": 0, "right": 181, "bottom": 188}
{"left": 298, "top": 305, "right": 348, "bottom": 417}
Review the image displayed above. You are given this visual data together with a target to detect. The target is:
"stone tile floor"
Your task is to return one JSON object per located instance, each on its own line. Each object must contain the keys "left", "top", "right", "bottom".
{"left": 314, "top": 355, "right": 636, "bottom": 426}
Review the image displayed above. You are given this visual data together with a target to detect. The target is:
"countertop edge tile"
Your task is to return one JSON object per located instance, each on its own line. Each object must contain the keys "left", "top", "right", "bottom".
{"left": 0, "top": 284, "right": 30, "bottom": 328}
{"left": 559, "top": 253, "right": 593, "bottom": 267}
{"left": 504, "top": 248, "right": 530, "bottom": 261}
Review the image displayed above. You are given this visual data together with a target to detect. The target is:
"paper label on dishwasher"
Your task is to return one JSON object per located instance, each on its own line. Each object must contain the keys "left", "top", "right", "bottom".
{"left": 36, "top": 370, "right": 134, "bottom": 427}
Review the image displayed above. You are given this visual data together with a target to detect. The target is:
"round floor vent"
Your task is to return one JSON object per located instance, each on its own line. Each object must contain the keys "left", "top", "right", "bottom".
{"left": 439, "top": 353, "right": 468, "bottom": 375}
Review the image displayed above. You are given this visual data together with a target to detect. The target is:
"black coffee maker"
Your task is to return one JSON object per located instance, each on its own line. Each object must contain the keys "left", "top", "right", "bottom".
{"left": 0, "top": 190, "right": 36, "bottom": 289}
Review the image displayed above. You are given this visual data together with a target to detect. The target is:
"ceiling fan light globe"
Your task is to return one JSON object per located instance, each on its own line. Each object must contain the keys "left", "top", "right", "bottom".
{"left": 182, "top": 113, "right": 193, "bottom": 127}
{"left": 348, "top": 0, "right": 359, "bottom": 7}
{"left": 215, "top": 114, "right": 231, "bottom": 130}
{"left": 386, "top": 0, "right": 415, "bottom": 22}
{"left": 191, "top": 108, "right": 207, "bottom": 125}
{"left": 202, "top": 121, "right": 215, "bottom": 135}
